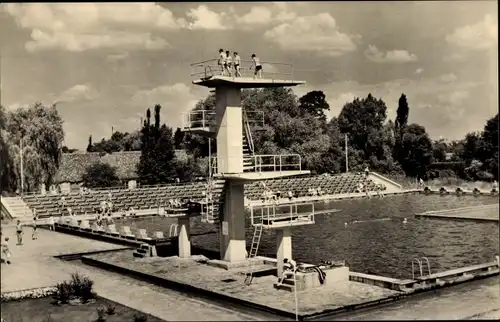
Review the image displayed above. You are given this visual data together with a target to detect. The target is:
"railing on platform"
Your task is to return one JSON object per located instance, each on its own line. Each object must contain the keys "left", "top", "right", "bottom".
{"left": 184, "top": 110, "right": 216, "bottom": 130}
{"left": 210, "top": 153, "right": 302, "bottom": 174}
{"left": 183, "top": 110, "right": 264, "bottom": 132}
{"left": 190, "top": 59, "right": 295, "bottom": 82}
{"left": 250, "top": 202, "right": 315, "bottom": 228}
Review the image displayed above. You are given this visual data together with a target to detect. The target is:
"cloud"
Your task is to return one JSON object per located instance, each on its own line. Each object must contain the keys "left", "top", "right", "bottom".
{"left": 5, "top": 3, "right": 181, "bottom": 52}
{"left": 185, "top": 5, "right": 228, "bottom": 30}
{"left": 446, "top": 14, "right": 498, "bottom": 50}
{"left": 365, "top": 45, "right": 418, "bottom": 63}
{"left": 264, "top": 13, "right": 360, "bottom": 56}
{"left": 237, "top": 6, "right": 273, "bottom": 26}
{"left": 131, "top": 83, "right": 202, "bottom": 129}
{"left": 56, "top": 84, "right": 99, "bottom": 103}
{"left": 415, "top": 68, "right": 424, "bottom": 74}
{"left": 106, "top": 52, "right": 130, "bottom": 62}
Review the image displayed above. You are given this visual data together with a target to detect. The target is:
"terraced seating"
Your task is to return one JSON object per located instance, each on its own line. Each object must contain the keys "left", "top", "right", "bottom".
{"left": 22, "top": 181, "right": 225, "bottom": 218}
{"left": 244, "top": 174, "right": 384, "bottom": 201}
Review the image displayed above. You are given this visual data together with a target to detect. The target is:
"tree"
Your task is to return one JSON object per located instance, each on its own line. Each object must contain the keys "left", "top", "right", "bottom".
{"left": 395, "top": 94, "right": 409, "bottom": 134}
{"left": 479, "top": 113, "right": 498, "bottom": 180}
{"left": 174, "top": 127, "right": 184, "bottom": 150}
{"left": 400, "top": 124, "right": 433, "bottom": 178}
{"left": 62, "top": 146, "right": 78, "bottom": 153}
{"left": 2, "top": 103, "right": 64, "bottom": 193}
{"left": 175, "top": 153, "right": 202, "bottom": 182}
{"left": 86, "top": 136, "right": 93, "bottom": 152}
{"left": 137, "top": 106, "right": 177, "bottom": 185}
{"left": 82, "top": 162, "right": 120, "bottom": 188}
{"left": 432, "top": 139, "right": 448, "bottom": 162}
{"left": 298, "top": 90, "right": 330, "bottom": 122}
{"left": 394, "top": 93, "right": 410, "bottom": 166}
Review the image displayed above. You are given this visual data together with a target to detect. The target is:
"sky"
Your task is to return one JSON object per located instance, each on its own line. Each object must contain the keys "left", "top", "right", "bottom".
{"left": 1, "top": 1, "right": 498, "bottom": 150}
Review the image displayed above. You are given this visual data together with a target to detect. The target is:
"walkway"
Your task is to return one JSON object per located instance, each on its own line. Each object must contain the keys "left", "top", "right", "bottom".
{"left": 317, "top": 276, "right": 500, "bottom": 320}
{"left": 0, "top": 227, "right": 278, "bottom": 321}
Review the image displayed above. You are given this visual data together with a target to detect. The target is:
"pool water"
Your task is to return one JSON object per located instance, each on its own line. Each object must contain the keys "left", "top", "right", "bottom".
{"left": 117, "top": 193, "right": 499, "bottom": 279}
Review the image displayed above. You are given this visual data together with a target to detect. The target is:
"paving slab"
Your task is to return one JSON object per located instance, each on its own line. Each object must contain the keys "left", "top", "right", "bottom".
{"left": 84, "top": 250, "right": 400, "bottom": 318}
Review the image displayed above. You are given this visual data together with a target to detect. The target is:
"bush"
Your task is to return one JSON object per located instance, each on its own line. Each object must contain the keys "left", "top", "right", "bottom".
{"left": 80, "top": 277, "right": 96, "bottom": 303}
{"left": 96, "top": 307, "right": 107, "bottom": 322}
{"left": 106, "top": 304, "right": 116, "bottom": 315}
{"left": 133, "top": 313, "right": 148, "bottom": 322}
{"left": 54, "top": 281, "right": 72, "bottom": 304}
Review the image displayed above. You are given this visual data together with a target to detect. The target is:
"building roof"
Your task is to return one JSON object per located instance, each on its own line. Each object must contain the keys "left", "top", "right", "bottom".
{"left": 54, "top": 150, "right": 187, "bottom": 183}
{"left": 54, "top": 151, "right": 141, "bottom": 183}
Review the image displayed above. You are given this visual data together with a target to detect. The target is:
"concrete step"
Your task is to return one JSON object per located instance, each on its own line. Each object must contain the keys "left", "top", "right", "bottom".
{"left": 133, "top": 252, "right": 145, "bottom": 258}
{"left": 273, "top": 283, "right": 294, "bottom": 292}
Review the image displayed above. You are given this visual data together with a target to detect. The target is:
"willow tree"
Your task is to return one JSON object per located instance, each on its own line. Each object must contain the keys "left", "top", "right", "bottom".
{"left": 1, "top": 103, "right": 64, "bottom": 193}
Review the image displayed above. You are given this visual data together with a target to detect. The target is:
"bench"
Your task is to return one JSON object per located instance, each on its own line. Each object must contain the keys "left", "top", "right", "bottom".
{"left": 154, "top": 231, "right": 165, "bottom": 239}
{"left": 120, "top": 226, "right": 136, "bottom": 239}
{"left": 79, "top": 220, "right": 91, "bottom": 231}
{"left": 137, "top": 229, "right": 152, "bottom": 241}
{"left": 105, "top": 224, "right": 119, "bottom": 237}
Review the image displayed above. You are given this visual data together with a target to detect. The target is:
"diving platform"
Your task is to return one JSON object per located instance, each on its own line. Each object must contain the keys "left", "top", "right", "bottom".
{"left": 190, "top": 59, "right": 305, "bottom": 89}
{"left": 250, "top": 202, "right": 317, "bottom": 229}
{"left": 213, "top": 170, "right": 311, "bottom": 181}
{"left": 193, "top": 76, "right": 305, "bottom": 88}
{"left": 182, "top": 110, "right": 264, "bottom": 135}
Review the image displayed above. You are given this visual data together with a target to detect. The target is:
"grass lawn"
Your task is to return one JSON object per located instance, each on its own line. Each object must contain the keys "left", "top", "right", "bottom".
{"left": 1, "top": 296, "right": 166, "bottom": 322}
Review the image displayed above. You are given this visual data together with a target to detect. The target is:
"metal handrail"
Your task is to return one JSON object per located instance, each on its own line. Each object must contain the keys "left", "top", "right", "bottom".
{"left": 243, "top": 109, "right": 255, "bottom": 154}
{"left": 250, "top": 202, "right": 314, "bottom": 227}
{"left": 211, "top": 153, "right": 302, "bottom": 174}
{"left": 169, "top": 224, "right": 178, "bottom": 237}
{"left": 421, "top": 257, "right": 431, "bottom": 276}
{"left": 412, "top": 258, "right": 423, "bottom": 279}
{"left": 190, "top": 59, "right": 295, "bottom": 82}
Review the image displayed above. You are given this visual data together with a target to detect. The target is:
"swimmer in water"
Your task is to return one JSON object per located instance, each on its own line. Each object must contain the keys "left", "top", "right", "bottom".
{"left": 403, "top": 218, "right": 408, "bottom": 224}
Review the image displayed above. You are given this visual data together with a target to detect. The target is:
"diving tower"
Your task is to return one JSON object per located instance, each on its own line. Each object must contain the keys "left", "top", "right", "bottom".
{"left": 184, "top": 58, "right": 314, "bottom": 276}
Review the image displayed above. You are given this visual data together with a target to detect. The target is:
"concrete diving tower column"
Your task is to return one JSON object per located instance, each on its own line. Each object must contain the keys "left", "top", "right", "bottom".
{"left": 190, "top": 59, "right": 308, "bottom": 263}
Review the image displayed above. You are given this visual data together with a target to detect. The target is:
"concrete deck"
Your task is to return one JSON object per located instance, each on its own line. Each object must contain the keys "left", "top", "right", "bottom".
{"left": 415, "top": 204, "right": 499, "bottom": 222}
{"left": 82, "top": 250, "right": 401, "bottom": 319}
{"left": 0, "top": 226, "right": 274, "bottom": 321}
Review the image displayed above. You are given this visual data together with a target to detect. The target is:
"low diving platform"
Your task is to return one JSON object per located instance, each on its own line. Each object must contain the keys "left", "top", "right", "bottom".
{"left": 250, "top": 202, "right": 317, "bottom": 229}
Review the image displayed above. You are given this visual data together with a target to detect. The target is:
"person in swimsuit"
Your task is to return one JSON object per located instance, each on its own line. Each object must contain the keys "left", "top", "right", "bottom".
{"left": 15, "top": 220, "right": 23, "bottom": 245}
{"left": 250, "top": 54, "right": 262, "bottom": 79}
{"left": 225, "top": 50, "right": 233, "bottom": 76}
{"left": 32, "top": 214, "right": 38, "bottom": 240}
{"left": 218, "top": 49, "right": 226, "bottom": 76}
{"left": 233, "top": 52, "right": 241, "bottom": 77}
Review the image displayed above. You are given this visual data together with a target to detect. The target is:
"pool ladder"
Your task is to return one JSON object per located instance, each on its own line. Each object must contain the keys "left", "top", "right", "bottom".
{"left": 244, "top": 225, "right": 264, "bottom": 286}
{"left": 169, "top": 224, "right": 178, "bottom": 237}
{"left": 412, "top": 257, "right": 431, "bottom": 279}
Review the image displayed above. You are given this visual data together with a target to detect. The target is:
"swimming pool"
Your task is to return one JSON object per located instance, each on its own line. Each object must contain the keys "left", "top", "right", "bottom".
{"left": 114, "top": 193, "right": 499, "bottom": 279}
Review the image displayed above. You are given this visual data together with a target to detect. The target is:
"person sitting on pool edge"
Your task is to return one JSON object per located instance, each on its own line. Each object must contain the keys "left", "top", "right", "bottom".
{"left": 276, "top": 258, "right": 298, "bottom": 287}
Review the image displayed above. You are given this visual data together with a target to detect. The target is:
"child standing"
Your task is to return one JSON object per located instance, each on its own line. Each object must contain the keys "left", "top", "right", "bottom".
{"left": 1, "top": 237, "right": 11, "bottom": 264}
{"left": 250, "top": 54, "right": 262, "bottom": 79}
{"left": 15, "top": 220, "right": 23, "bottom": 246}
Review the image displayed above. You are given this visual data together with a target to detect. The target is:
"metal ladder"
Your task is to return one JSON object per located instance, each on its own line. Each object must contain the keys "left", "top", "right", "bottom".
{"left": 201, "top": 180, "right": 216, "bottom": 224}
{"left": 412, "top": 257, "right": 431, "bottom": 279}
{"left": 169, "top": 224, "right": 179, "bottom": 237}
{"left": 244, "top": 225, "right": 264, "bottom": 285}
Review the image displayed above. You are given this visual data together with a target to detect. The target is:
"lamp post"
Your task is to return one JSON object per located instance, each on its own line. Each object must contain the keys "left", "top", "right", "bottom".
{"left": 20, "top": 137, "right": 24, "bottom": 195}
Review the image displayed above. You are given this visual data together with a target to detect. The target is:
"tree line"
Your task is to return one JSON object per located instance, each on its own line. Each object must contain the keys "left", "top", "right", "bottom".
{"left": 1, "top": 89, "right": 497, "bottom": 192}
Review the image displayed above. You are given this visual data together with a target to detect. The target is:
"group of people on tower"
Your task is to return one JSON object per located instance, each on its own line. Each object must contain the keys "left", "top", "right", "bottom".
{"left": 218, "top": 49, "right": 262, "bottom": 79}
